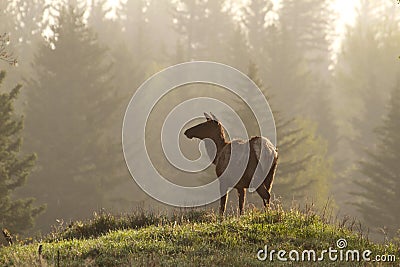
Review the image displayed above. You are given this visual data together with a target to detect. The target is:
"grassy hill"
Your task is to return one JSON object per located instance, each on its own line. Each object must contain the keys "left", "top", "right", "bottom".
{"left": 1, "top": 205, "right": 399, "bottom": 266}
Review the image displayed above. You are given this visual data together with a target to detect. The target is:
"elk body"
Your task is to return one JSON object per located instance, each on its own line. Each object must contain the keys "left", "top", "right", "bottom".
{"left": 184, "top": 113, "right": 278, "bottom": 215}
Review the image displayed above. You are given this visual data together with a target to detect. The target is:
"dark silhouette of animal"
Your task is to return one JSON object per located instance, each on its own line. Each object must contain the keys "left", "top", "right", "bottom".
{"left": 184, "top": 112, "right": 278, "bottom": 215}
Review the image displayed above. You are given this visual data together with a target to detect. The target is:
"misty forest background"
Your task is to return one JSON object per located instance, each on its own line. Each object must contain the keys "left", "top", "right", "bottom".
{"left": 0, "top": 0, "right": 399, "bottom": 241}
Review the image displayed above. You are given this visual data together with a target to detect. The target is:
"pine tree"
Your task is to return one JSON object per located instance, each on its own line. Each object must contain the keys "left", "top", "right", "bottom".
{"left": 171, "top": 0, "right": 236, "bottom": 62}
{"left": 23, "top": 4, "right": 124, "bottom": 230}
{"left": 334, "top": 0, "right": 398, "bottom": 162}
{"left": 334, "top": 0, "right": 383, "bottom": 158}
{"left": 354, "top": 81, "right": 400, "bottom": 237}
{"left": 240, "top": 0, "right": 273, "bottom": 62}
{"left": 116, "top": 0, "right": 173, "bottom": 81}
{"left": 0, "top": 71, "right": 44, "bottom": 234}
{"left": 224, "top": 26, "right": 250, "bottom": 72}
{"left": 0, "top": 0, "right": 46, "bottom": 81}
{"left": 246, "top": 0, "right": 337, "bottom": 145}
{"left": 333, "top": 0, "right": 399, "bottom": 216}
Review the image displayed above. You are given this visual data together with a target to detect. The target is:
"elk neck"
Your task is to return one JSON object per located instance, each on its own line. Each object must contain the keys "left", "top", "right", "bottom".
{"left": 205, "top": 130, "right": 228, "bottom": 164}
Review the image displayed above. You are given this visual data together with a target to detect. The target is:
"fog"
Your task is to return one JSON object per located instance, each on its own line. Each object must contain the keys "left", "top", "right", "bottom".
{"left": 0, "top": 0, "right": 399, "bottom": 240}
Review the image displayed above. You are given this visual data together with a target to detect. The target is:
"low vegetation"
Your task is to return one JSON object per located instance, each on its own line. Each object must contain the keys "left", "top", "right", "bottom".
{"left": 1, "top": 205, "right": 399, "bottom": 266}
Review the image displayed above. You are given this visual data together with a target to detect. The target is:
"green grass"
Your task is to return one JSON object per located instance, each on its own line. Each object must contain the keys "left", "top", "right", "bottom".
{"left": 1, "top": 206, "right": 399, "bottom": 266}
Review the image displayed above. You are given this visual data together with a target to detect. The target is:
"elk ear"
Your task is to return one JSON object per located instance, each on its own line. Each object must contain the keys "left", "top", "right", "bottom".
{"left": 204, "top": 112, "right": 212, "bottom": 121}
{"left": 210, "top": 112, "right": 219, "bottom": 122}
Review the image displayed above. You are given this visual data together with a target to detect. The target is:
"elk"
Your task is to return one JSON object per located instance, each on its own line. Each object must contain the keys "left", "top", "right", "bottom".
{"left": 184, "top": 112, "right": 278, "bottom": 215}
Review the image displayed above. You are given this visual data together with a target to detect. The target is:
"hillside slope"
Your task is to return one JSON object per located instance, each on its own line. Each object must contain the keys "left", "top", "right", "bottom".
{"left": 0, "top": 207, "right": 399, "bottom": 266}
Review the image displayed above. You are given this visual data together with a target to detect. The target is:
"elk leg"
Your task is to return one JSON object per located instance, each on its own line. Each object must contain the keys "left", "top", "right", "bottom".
{"left": 256, "top": 184, "right": 270, "bottom": 208}
{"left": 237, "top": 187, "right": 246, "bottom": 215}
{"left": 263, "top": 160, "right": 278, "bottom": 192}
{"left": 220, "top": 193, "right": 228, "bottom": 216}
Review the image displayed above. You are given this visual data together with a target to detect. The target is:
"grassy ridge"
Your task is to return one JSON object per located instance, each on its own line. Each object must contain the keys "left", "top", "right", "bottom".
{"left": 1, "top": 207, "right": 399, "bottom": 266}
